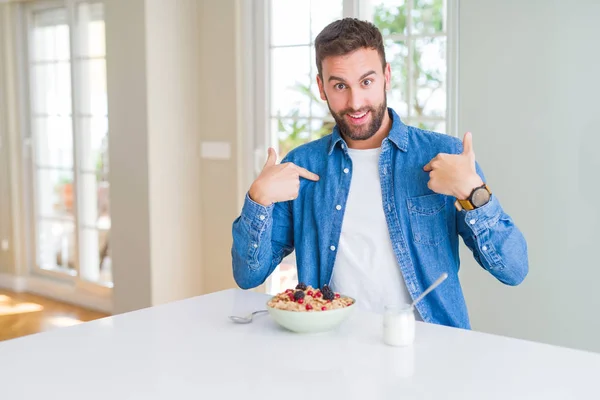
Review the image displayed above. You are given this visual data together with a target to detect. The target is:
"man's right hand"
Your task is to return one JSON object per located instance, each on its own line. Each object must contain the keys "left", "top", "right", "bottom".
{"left": 248, "top": 148, "right": 320, "bottom": 206}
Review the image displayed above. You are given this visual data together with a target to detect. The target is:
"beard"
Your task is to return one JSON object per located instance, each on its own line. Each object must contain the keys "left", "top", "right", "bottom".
{"left": 327, "top": 92, "right": 387, "bottom": 141}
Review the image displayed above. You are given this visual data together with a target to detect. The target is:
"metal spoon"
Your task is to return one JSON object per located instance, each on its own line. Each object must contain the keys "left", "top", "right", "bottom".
{"left": 229, "top": 309, "right": 268, "bottom": 324}
{"left": 410, "top": 272, "right": 448, "bottom": 310}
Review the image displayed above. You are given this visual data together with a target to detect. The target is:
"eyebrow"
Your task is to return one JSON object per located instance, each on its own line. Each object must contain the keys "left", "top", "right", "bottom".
{"left": 328, "top": 70, "right": 376, "bottom": 83}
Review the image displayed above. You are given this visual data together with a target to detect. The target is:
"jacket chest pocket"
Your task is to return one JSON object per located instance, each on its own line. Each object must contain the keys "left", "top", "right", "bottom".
{"left": 406, "top": 193, "right": 448, "bottom": 246}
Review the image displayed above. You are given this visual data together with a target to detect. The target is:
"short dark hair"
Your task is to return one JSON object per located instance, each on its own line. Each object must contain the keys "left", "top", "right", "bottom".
{"left": 314, "top": 18, "right": 386, "bottom": 78}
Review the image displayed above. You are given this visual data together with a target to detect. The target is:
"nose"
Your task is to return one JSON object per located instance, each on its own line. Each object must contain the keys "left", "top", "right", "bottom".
{"left": 347, "top": 89, "right": 364, "bottom": 113}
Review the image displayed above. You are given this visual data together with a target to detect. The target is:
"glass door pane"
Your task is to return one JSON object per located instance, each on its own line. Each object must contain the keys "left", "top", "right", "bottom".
{"left": 37, "top": 219, "right": 77, "bottom": 273}
{"left": 30, "top": 7, "right": 77, "bottom": 277}
{"left": 75, "top": 2, "right": 111, "bottom": 285}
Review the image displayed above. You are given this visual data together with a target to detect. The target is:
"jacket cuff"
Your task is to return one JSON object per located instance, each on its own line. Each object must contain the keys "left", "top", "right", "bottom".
{"left": 461, "top": 195, "right": 502, "bottom": 236}
{"left": 241, "top": 192, "right": 274, "bottom": 232}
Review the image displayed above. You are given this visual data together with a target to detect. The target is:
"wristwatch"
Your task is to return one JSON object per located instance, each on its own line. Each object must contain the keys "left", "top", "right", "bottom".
{"left": 454, "top": 183, "right": 492, "bottom": 211}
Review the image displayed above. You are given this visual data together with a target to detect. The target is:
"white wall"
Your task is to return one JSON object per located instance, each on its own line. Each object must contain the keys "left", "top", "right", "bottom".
{"left": 197, "top": 0, "right": 240, "bottom": 294}
{"left": 105, "top": 0, "right": 240, "bottom": 313}
{"left": 0, "top": 4, "right": 14, "bottom": 275}
{"left": 458, "top": 0, "right": 600, "bottom": 353}
{"left": 0, "top": 3, "right": 26, "bottom": 280}
{"left": 105, "top": 0, "right": 153, "bottom": 313}
{"left": 145, "top": 0, "right": 204, "bottom": 306}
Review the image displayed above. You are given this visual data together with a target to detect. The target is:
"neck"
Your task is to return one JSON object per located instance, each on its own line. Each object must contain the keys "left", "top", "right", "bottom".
{"left": 344, "top": 109, "right": 392, "bottom": 150}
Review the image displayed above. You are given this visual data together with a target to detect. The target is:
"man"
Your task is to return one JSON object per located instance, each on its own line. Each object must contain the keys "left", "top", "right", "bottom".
{"left": 231, "top": 18, "right": 528, "bottom": 329}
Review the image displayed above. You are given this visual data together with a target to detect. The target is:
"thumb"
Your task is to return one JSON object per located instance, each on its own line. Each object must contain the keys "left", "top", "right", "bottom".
{"left": 264, "top": 147, "right": 277, "bottom": 167}
{"left": 462, "top": 132, "right": 474, "bottom": 156}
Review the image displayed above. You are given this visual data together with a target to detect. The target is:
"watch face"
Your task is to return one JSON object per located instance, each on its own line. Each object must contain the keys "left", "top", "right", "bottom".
{"left": 471, "top": 187, "right": 491, "bottom": 207}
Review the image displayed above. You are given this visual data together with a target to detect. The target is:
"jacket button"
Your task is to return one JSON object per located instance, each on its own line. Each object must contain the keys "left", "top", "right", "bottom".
{"left": 330, "top": 245, "right": 336, "bottom": 251}
{"left": 343, "top": 168, "right": 349, "bottom": 174}
{"left": 335, "top": 205, "right": 342, "bottom": 210}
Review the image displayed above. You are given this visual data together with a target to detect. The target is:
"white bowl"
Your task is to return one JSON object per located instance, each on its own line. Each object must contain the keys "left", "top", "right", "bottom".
{"left": 266, "top": 297, "right": 356, "bottom": 334}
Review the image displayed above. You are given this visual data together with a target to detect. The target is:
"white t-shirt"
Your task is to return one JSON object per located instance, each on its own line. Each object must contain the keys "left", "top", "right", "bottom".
{"left": 330, "top": 147, "right": 421, "bottom": 319}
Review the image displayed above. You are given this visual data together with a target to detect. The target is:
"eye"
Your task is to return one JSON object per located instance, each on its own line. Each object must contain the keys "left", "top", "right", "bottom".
{"left": 363, "top": 79, "right": 373, "bottom": 86}
{"left": 334, "top": 83, "right": 346, "bottom": 90}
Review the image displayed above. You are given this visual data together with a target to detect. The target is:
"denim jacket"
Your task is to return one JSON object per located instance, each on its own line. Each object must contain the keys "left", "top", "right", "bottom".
{"left": 231, "top": 108, "right": 528, "bottom": 329}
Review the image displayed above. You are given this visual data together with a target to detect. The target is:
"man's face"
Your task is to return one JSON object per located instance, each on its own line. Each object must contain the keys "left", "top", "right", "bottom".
{"left": 317, "top": 48, "right": 391, "bottom": 141}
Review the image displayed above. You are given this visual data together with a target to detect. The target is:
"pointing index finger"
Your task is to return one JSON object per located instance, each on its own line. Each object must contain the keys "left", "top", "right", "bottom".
{"left": 295, "top": 166, "right": 320, "bottom": 181}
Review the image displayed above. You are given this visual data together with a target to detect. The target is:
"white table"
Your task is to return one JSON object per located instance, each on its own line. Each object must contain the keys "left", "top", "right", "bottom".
{"left": 1, "top": 289, "right": 599, "bottom": 399}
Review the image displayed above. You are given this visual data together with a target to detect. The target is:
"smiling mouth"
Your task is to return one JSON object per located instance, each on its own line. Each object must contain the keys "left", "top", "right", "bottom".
{"left": 345, "top": 110, "right": 370, "bottom": 124}
{"left": 348, "top": 111, "right": 367, "bottom": 118}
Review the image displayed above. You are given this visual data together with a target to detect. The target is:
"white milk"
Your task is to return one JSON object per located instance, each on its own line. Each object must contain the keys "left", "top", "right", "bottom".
{"left": 383, "top": 304, "right": 415, "bottom": 347}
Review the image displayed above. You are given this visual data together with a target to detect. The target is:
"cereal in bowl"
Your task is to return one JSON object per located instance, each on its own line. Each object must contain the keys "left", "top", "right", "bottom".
{"left": 267, "top": 283, "right": 354, "bottom": 312}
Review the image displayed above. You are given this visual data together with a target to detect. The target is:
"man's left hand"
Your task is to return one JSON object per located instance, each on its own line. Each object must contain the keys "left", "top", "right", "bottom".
{"left": 423, "top": 132, "right": 484, "bottom": 200}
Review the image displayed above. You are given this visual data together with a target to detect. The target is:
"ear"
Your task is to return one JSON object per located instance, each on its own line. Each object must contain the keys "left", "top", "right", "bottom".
{"left": 384, "top": 62, "right": 391, "bottom": 91}
{"left": 316, "top": 74, "right": 327, "bottom": 101}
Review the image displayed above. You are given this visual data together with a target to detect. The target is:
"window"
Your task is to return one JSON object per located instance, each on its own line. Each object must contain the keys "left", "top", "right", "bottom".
{"left": 372, "top": 0, "right": 449, "bottom": 132}
{"left": 25, "top": 1, "right": 111, "bottom": 287}
{"left": 271, "top": 0, "right": 450, "bottom": 159}
{"left": 270, "top": 0, "right": 343, "bottom": 156}
{"left": 261, "top": 0, "right": 454, "bottom": 294}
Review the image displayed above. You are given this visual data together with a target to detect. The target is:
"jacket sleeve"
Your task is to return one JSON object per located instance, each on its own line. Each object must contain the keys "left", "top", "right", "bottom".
{"left": 456, "top": 161, "right": 529, "bottom": 285}
{"left": 231, "top": 193, "right": 294, "bottom": 289}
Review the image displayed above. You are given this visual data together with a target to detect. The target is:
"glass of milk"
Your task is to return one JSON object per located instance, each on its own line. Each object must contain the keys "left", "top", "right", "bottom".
{"left": 383, "top": 304, "right": 415, "bottom": 347}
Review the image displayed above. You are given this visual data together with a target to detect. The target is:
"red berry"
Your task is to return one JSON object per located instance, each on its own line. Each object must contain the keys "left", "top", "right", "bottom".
{"left": 321, "top": 306, "right": 327, "bottom": 311}
{"left": 305, "top": 304, "right": 313, "bottom": 310}
{"left": 315, "top": 292, "right": 322, "bottom": 298}
{"left": 307, "top": 290, "right": 313, "bottom": 296}
{"left": 288, "top": 294, "right": 294, "bottom": 301}
{"left": 327, "top": 300, "right": 332, "bottom": 303}
{"left": 298, "top": 298, "right": 304, "bottom": 304}
{"left": 285, "top": 289, "right": 293, "bottom": 294}
{"left": 335, "top": 293, "right": 340, "bottom": 299}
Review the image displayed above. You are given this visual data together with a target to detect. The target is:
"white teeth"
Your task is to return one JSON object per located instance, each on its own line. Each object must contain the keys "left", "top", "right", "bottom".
{"left": 349, "top": 112, "right": 367, "bottom": 119}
